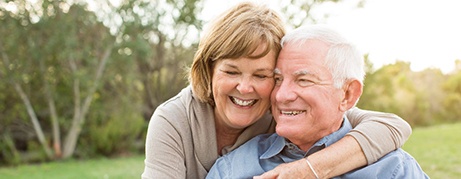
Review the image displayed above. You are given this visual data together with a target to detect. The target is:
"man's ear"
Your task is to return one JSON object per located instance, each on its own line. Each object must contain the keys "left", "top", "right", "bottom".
{"left": 339, "top": 79, "right": 363, "bottom": 111}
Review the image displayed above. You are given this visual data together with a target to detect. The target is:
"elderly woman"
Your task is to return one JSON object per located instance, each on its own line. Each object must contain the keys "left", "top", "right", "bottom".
{"left": 142, "top": 2, "right": 411, "bottom": 179}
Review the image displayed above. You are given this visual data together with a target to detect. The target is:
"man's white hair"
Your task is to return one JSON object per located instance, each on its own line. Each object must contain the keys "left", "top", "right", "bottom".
{"left": 281, "top": 24, "right": 365, "bottom": 88}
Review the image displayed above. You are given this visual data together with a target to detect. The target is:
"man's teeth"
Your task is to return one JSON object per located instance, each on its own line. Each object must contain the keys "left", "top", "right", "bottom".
{"left": 231, "top": 97, "right": 256, "bottom": 106}
{"left": 281, "top": 110, "right": 305, "bottom": 115}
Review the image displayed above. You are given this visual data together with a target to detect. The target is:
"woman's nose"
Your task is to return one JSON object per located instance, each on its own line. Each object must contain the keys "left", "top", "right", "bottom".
{"left": 236, "top": 76, "right": 255, "bottom": 94}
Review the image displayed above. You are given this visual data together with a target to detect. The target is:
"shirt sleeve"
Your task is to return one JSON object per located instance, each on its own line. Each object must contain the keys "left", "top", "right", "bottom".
{"left": 339, "top": 149, "right": 428, "bottom": 178}
{"left": 345, "top": 107, "right": 412, "bottom": 164}
{"left": 141, "top": 109, "right": 186, "bottom": 179}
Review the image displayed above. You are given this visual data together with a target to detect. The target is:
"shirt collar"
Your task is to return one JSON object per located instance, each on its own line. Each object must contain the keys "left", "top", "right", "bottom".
{"left": 316, "top": 116, "right": 352, "bottom": 148}
{"left": 260, "top": 134, "right": 286, "bottom": 159}
{"left": 260, "top": 115, "right": 352, "bottom": 159}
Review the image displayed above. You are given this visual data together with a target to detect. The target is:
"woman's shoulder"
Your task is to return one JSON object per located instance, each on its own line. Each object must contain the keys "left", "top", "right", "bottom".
{"left": 150, "top": 86, "right": 213, "bottom": 127}
{"left": 160, "top": 85, "right": 192, "bottom": 104}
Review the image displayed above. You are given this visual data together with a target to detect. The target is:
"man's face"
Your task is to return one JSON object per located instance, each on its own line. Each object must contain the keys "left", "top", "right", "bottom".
{"left": 271, "top": 39, "right": 345, "bottom": 151}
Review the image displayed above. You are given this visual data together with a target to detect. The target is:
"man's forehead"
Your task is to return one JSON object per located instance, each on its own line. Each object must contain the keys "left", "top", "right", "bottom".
{"left": 274, "top": 68, "right": 317, "bottom": 76}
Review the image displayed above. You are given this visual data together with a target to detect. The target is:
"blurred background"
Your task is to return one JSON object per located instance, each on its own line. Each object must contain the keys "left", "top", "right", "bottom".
{"left": 1, "top": 0, "right": 460, "bottom": 178}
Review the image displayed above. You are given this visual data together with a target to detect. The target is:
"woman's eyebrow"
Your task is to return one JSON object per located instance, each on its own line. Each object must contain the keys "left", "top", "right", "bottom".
{"left": 223, "top": 63, "right": 238, "bottom": 69}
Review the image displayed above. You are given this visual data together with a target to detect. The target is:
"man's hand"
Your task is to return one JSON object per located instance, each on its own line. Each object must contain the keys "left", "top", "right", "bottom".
{"left": 253, "top": 159, "right": 314, "bottom": 179}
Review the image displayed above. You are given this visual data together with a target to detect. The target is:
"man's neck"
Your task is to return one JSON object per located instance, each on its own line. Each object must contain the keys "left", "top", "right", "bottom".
{"left": 295, "top": 117, "right": 347, "bottom": 152}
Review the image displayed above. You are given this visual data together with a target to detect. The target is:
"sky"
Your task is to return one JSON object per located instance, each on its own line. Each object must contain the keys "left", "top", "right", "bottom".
{"left": 201, "top": 0, "right": 461, "bottom": 73}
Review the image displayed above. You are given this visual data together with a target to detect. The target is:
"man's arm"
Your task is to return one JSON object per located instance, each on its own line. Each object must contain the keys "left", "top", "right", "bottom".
{"left": 254, "top": 108, "right": 412, "bottom": 178}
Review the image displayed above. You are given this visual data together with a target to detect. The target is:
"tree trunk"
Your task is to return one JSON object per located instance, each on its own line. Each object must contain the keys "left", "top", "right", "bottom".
{"left": 62, "top": 46, "right": 113, "bottom": 158}
{"left": 1, "top": 44, "right": 53, "bottom": 159}
{"left": 40, "top": 59, "right": 62, "bottom": 158}
{"left": 14, "top": 83, "right": 54, "bottom": 159}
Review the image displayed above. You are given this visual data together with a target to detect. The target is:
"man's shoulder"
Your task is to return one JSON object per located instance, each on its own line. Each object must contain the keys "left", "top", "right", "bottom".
{"left": 231, "top": 133, "right": 278, "bottom": 155}
{"left": 207, "top": 133, "right": 277, "bottom": 179}
{"left": 372, "top": 148, "right": 428, "bottom": 178}
{"left": 377, "top": 148, "right": 418, "bottom": 166}
{"left": 216, "top": 133, "right": 280, "bottom": 163}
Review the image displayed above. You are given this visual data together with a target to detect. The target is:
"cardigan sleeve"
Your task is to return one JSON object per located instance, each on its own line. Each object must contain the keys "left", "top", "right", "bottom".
{"left": 345, "top": 107, "right": 412, "bottom": 164}
{"left": 142, "top": 105, "right": 187, "bottom": 179}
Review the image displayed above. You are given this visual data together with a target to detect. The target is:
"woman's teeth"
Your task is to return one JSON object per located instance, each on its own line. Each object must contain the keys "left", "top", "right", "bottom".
{"left": 231, "top": 97, "right": 256, "bottom": 107}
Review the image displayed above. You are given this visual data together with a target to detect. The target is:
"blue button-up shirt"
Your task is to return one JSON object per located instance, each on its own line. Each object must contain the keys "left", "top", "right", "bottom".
{"left": 206, "top": 117, "right": 428, "bottom": 179}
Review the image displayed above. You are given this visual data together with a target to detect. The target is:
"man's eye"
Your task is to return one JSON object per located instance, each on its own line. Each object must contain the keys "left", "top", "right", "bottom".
{"left": 298, "top": 79, "right": 315, "bottom": 87}
{"left": 274, "top": 76, "right": 283, "bottom": 85}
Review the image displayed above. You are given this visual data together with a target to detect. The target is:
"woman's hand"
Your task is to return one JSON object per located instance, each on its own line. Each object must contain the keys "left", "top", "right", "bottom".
{"left": 253, "top": 159, "right": 314, "bottom": 179}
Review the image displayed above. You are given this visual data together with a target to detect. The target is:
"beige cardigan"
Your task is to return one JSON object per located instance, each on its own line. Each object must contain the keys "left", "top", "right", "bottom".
{"left": 142, "top": 86, "right": 411, "bottom": 179}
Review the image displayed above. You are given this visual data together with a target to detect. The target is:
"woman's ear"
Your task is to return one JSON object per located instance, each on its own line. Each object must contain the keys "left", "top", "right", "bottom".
{"left": 339, "top": 79, "right": 363, "bottom": 111}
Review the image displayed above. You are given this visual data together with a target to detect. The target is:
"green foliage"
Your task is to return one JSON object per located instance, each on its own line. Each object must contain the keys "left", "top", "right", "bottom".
{"left": 441, "top": 70, "right": 461, "bottom": 122}
{"left": 24, "top": 140, "right": 49, "bottom": 163}
{"left": 0, "top": 134, "right": 21, "bottom": 166}
{"left": 0, "top": 0, "right": 201, "bottom": 162}
{"left": 81, "top": 89, "right": 145, "bottom": 157}
{"left": 357, "top": 61, "right": 456, "bottom": 126}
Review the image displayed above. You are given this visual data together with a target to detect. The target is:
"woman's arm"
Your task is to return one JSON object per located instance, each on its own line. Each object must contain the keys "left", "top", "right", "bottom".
{"left": 346, "top": 107, "right": 412, "bottom": 164}
{"left": 142, "top": 112, "right": 186, "bottom": 179}
{"left": 254, "top": 108, "right": 411, "bottom": 178}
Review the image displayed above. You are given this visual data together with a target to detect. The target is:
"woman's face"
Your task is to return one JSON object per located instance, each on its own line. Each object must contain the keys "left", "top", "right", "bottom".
{"left": 212, "top": 48, "right": 276, "bottom": 130}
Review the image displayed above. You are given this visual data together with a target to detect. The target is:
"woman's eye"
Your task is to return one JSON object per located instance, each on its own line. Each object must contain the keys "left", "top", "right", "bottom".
{"left": 224, "top": 71, "right": 239, "bottom": 75}
{"left": 255, "top": 74, "right": 268, "bottom": 79}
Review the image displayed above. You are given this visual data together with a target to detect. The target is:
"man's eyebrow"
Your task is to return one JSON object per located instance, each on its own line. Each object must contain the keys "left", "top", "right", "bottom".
{"left": 274, "top": 68, "right": 281, "bottom": 75}
{"left": 294, "top": 69, "right": 310, "bottom": 76}
{"left": 293, "top": 69, "right": 322, "bottom": 80}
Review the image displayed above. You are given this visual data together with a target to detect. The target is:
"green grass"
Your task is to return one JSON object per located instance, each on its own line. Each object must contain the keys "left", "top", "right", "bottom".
{"left": 0, "top": 123, "right": 459, "bottom": 178}
{"left": 402, "top": 122, "right": 461, "bottom": 178}
{"left": 0, "top": 155, "right": 144, "bottom": 179}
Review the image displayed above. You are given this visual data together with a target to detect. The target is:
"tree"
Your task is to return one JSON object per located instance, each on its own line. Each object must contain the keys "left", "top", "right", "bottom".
{"left": 0, "top": 0, "right": 203, "bottom": 162}
{"left": 1, "top": 0, "right": 55, "bottom": 159}
{"left": 442, "top": 65, "right": 461, "bottom": 122}
{"left": 358, "top": 59, "right": 451, "bottom": 126}
{"left": 109, "top": 0, "right": 203, "bottom": 118}
{"left": 276, "top": 0, "right": 364, "bottom": 28}
{"left": 1, "top": 0, "right": 116, "bottom": 159}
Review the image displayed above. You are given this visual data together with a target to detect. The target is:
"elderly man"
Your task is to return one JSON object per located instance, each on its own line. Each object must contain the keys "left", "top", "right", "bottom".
{"left": 206, "top": 25, "right": 428, "bottom": 179}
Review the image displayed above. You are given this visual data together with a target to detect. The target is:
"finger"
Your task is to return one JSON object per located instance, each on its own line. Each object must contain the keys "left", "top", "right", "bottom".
{"left": 254, "top": 170, "right": 278, "bottom": 179}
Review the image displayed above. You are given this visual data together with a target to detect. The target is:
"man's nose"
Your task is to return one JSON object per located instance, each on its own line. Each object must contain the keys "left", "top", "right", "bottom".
{"left": 275, "top": 81, "right": 297, "bottom": 103}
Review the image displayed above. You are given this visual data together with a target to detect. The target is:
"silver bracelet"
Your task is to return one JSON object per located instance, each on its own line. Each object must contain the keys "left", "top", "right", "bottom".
{"left": 306, "top": 158, "right": 320, "bottom": 179}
